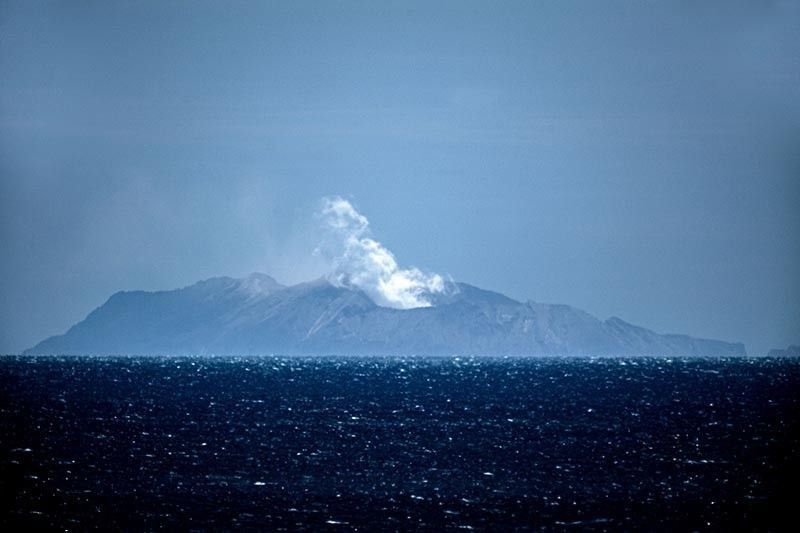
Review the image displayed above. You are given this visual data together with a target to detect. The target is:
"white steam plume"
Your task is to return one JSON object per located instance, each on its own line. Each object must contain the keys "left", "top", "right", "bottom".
{"left": 316, "top": 197, "right": 445, "bottom": 309}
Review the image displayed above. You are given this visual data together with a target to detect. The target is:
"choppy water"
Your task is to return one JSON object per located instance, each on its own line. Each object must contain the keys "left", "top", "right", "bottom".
{"left": 1, "top": 356, "right": 797, "bottom": 530}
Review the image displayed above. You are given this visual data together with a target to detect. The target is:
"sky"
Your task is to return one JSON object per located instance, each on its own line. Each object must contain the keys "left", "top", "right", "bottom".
{"left": 1, "top": 0, "right": 798, "bottom": 355}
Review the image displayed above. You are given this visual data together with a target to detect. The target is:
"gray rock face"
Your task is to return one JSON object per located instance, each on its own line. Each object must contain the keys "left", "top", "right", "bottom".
{"left": 767, "top": 345, "right": 800, "bottom": 357}
{"left": 25, "top": 273, "right": 746, "bottom": 356}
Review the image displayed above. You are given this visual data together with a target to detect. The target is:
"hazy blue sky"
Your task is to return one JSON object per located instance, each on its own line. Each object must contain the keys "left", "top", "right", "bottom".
{"left": 1, "top": 0, "right": 798, "bottom": 355}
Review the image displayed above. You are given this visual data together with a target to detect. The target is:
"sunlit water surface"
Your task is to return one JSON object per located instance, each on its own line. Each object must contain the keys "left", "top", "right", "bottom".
{"left": 1, "top": 356, "right": 797, "bottom": 530}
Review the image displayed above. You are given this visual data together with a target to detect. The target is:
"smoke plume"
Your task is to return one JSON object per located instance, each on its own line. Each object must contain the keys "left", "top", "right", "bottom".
{"left": 317, "top": 197, "right": 445, "bottom": 309}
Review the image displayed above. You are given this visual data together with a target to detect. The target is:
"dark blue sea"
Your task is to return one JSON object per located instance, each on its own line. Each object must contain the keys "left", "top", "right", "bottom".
{"left": 1, "top": 356, "right": 797, "bottom": 530}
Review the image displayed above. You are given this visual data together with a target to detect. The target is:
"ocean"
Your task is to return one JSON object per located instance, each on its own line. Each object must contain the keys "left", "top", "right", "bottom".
{"left": 1, "top": 355, "right": 797, "bottom": 530}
